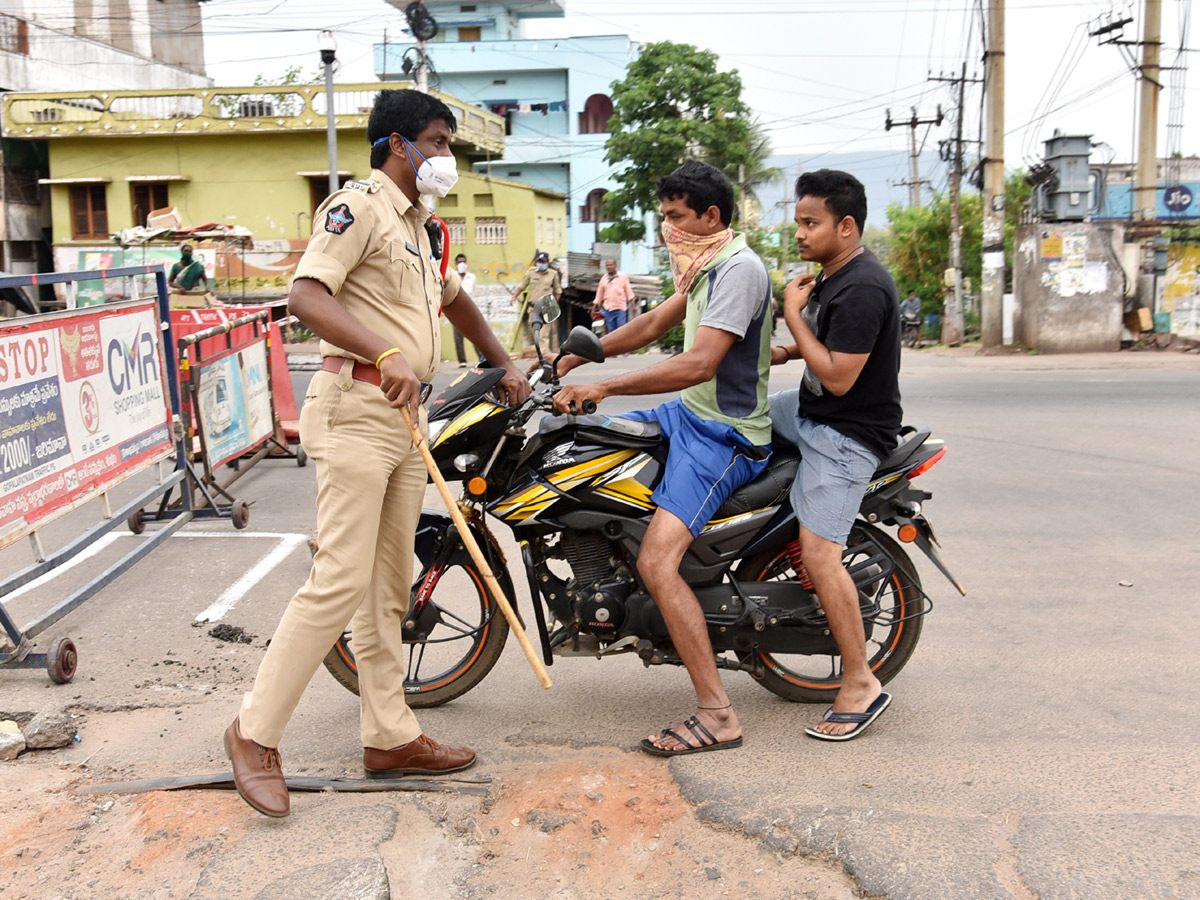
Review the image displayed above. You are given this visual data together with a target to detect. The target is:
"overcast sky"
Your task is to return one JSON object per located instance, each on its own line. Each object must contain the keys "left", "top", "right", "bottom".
{"left": 201, "top": 0, "right": 1198, "bottom": 193}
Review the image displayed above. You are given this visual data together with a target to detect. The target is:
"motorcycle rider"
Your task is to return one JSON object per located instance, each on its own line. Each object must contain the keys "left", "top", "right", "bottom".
{"left": 555, "top": 160, "right": 773, "bottom": 756}
{"left": 768, "top": 169, "right": 903, "bottom": 741}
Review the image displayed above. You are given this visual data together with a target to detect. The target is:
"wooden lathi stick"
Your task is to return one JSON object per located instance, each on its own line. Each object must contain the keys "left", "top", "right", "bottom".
{"left": 401, "top": 408, "right": 552, "bottom": 690}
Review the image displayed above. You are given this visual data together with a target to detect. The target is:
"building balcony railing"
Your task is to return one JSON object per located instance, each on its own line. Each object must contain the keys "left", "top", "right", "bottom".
{"left": 0, "top": 83, "right": 506, "bottom": 154}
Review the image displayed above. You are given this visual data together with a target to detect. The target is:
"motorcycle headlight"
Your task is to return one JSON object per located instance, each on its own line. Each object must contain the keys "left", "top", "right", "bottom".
{"left": 454, "top": 453, "right": 480, "bottom": 473}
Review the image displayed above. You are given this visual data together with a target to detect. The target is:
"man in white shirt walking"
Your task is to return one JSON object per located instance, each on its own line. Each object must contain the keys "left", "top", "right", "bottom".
{"left": 452, "top": 253, "right": 484, "bottom": 366}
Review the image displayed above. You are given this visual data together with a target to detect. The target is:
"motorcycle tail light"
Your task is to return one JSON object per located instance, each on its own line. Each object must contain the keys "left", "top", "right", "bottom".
{"left": 468, "top": 476, "right": 488, "bottom": 495}
{"left": 898, "top": 523, "right": 918, "bottom": 543}
{"left": 907, "top": 446, "right": 945, "bottom": 479}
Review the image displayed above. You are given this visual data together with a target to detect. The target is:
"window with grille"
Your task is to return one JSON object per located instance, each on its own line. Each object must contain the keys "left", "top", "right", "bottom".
{"left": 130, "top": 182, "right": 169, "bottom": 226}
{"left": 69, "top": 184, "right": 108, "bottom": 240}
{"left": 0, "top": 15, "right": 30, "bottom": 55}
{"left": 475, "top": 217, "right": 507, "bottom": 245}
{"left": 2, "top": 167, "right": 40, "bottom": 205}
{"left": 443, "top": 217, "right": 467, "bottom": 245}
{"left": 580, "top": 188, "right": 607, "bottom": 223}
{"left": 8, "top": 241, "right": 37, "bottom": 262}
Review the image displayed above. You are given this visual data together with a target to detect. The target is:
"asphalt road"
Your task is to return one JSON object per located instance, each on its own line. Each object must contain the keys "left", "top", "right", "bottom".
{"left": 3, "top": 345, "right": 1198, "bottom": 899}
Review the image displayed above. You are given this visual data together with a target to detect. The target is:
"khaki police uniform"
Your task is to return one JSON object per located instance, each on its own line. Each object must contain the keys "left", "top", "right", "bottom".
{"left": 514, "top": 266, "right": 562, "bottom": 355}
{"left": 239, "top": 169, "right": 461, "bottom": 752}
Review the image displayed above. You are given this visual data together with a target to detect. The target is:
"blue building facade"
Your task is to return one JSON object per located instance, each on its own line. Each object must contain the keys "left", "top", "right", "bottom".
{"left": 377, "top": 1, "right": 656, "bottom": 273}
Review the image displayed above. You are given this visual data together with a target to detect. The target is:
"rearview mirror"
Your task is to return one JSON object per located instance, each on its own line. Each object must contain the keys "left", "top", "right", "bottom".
{"left": 531, "top": 294, "right": 560, "bottom": 326}
{"left": 559, "top": 326, "right": 605, "bottom": 363}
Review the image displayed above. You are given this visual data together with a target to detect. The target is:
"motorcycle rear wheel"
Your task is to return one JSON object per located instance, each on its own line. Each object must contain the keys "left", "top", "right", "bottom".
{"left": 737, "top": 524, "right": 924, "bottom": 704}
{"left": 321, "top": 559, "right": 510, "bottom": 708}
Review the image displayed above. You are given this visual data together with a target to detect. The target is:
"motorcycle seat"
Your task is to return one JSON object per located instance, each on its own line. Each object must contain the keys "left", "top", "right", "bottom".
{"left": 876, "top": 424, "right": 930, "bottom": 471}
{"left": 538, "top": 413, "right": 662, "bottom": 449}
{"left": 713, "top": 446, "right": 800, "bottom": 518}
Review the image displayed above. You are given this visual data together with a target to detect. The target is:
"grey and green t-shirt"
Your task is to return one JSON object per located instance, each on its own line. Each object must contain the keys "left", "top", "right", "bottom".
{"left": 679, "top": 234, "right": 773, "bottom": 446}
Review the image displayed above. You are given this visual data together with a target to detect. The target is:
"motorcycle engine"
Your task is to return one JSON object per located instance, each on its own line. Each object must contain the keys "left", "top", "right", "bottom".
{"left": 559, "top": 531, "right": 633, "bottom": 637}
{"left": 575, "top": 578, "right": 633, "bottom": 636}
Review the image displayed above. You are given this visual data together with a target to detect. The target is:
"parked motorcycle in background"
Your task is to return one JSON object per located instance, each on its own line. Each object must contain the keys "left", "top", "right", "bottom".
{"left": 323, "top": 300, "right": 965, "bottom": 707}
{"left": 901, "top": 312, "right": 923, "bottom": 349}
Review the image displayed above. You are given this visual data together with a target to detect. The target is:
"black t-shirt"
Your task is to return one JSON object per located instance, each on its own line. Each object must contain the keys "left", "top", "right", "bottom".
{"left": 797, "top": 249, "right": 902, "bottom": 460}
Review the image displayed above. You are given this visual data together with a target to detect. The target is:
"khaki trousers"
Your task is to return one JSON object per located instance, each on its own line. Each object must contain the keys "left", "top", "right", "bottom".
{"left": 239, "top": 359, "right": 427, "bottom": 750}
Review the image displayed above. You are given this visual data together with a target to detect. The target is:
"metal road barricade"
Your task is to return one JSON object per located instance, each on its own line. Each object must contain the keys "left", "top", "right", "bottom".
{"left": 131, "top": 310, "right": 287, "bottom": 532}
{"left": 0, "top": 264, "right": 193, "bottom": 683}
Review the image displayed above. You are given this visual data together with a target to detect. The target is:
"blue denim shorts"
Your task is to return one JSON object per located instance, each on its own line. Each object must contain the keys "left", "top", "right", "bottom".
{"left": 768, "top": 389, "right": 879, "bottom": 545}
{"left": 623, "top": 398, "right": 770, "bottom": 537}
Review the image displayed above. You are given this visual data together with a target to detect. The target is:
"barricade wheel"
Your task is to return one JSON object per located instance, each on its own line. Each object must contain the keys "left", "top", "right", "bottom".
{"left": 296, "top": 446, "right": 307, "bottom": 467}
{"left": 127, "top": 509, "right": 145, "bottom": 535}
{"left": 231, "top": 499, "right": 250, "bottom": 530}
{"left": 47, "top": 637, "right": 78, "bottom": 684}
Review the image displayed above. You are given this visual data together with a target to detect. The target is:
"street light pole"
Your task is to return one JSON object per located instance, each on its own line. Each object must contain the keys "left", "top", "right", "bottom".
{"left": 319, "top": 30, "right": 338, "bottom": 198}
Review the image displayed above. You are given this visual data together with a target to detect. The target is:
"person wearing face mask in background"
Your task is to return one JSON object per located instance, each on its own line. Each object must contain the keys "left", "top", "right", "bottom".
{"left": 554, "top": 160, "right": 773, "bottom": 757}
{"left": 508, "top": 250, "right": 562, "bottom": 357}
{"left": 167, "top": 243, "right": 208, "bottom": 293}
{"left": 221, "top": 89, "right": 531, "bottom": 819}
{"left": 451, "top": 253, "right": 484, "bottom": 367}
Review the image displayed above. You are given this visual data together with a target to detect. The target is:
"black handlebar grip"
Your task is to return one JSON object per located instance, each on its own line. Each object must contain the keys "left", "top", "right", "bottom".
{"left": 568, "top": 401, "right": 579, "bottom": 415}
{"left": 582, "top": 400, "right": 597, "bottom": 414}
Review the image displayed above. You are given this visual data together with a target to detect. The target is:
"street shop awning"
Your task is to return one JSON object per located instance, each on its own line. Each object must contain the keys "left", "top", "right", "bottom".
{"left": 112, "top": 222, "right": 255, "bottom": 250}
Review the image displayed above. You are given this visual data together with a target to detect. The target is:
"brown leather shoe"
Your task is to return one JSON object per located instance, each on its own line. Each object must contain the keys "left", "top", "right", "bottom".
{"left": 223, "top": 718, "right": 289, "bottom": 817}
{"left": 363, "top": 734, "right": 477, "bottom": 777}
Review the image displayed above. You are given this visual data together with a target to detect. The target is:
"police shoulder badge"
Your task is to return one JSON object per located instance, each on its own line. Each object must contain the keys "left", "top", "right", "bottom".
{"left": 325, "top": 203, "right": 355, "bottom": 235}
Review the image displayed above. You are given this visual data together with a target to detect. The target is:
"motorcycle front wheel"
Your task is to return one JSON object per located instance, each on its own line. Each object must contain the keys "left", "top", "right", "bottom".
{"left": 736, "top": 524, "right": 925, "bottom": 704}
{"left": 321, "top": 557, "right": 510, "bottom": 708}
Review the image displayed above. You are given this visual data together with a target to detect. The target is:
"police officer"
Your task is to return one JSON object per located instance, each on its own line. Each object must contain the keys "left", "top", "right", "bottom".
{"left": 509, "top": 250, "right": 562, "bottom": 356}
{"left": 223, "top": 90, "right": 530, "bottom": 818}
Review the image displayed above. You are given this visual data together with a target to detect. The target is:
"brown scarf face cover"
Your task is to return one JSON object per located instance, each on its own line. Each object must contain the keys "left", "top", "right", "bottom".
{"left": 661, "top": 219, "right": 734, "bottom": 296}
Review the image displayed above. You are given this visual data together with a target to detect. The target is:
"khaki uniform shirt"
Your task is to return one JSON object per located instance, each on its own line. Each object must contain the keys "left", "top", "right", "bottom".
{"left": 516, "top": 267, "right": 562, "bottom": 303}
{"left": 292, "top": 169, "right": 461, "bottom": 382}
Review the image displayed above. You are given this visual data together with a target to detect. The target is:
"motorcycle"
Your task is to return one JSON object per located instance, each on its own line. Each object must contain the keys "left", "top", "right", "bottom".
{"left": 323, "top": 301, "right": 964, "bottom": 707}
{"left": 901, "top": 313, "right": 922, "bottom": 349}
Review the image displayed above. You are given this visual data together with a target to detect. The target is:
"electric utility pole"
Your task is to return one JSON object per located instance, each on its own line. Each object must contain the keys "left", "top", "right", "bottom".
{"left": 886, "top": 107, "right": 944, "bottom": 206}
{"left": 931, "top": 64, "right": 983, "bottom": 346}
{"left": 981, "top": 0, "right": 1006, "bottom": 350}
{"left": 1090, "top": 2, "right": 1163, "bottom": 310}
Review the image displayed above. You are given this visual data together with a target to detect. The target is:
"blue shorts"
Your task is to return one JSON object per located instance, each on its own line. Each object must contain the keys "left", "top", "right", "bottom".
{"left": 623, "top": 398, "right": 770, "bottom": 537}
{"left": 768, "top": 389, "right": 879, "bottom": 546}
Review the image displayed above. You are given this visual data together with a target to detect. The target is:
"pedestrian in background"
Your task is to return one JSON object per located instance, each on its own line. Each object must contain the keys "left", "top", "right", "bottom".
{"left": 452, "top": 253, "right": 484, "bottom": 367}
{"left": 592, "top": 257, "right": 635, "bottom": 334}
{"left": 508, "top": 250, "right": 562, "bottom": 357}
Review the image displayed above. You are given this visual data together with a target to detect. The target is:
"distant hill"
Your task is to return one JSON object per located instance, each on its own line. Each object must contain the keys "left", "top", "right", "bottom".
{"left": 755, "top": 150, "right": 954, "bottom": 229}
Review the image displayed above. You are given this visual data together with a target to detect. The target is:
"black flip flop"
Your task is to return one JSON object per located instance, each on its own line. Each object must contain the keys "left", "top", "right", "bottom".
{"left": 640, "top": 715, "right": 744, "bottom": 757}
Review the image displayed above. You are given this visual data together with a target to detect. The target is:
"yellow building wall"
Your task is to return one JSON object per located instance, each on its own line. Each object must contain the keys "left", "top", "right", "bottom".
{"left": 1165, "top": 244, "right": 1200, "bottom": 338}
{"left": 44, "top": 131, "right": 567, "bottom": 358}
{"left": 46, "top": 133, "right": 565, "bottom": 268}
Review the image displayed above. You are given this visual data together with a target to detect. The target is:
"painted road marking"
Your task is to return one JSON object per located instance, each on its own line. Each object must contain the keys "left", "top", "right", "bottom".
{"left": 2, "top": 531, "right": 310, "bottom": 624}
{"left": 1, "top": 534, "right": 122, "bottom": 603}
{"left": 193, "top": 533, "right": 309, "bottom": 623}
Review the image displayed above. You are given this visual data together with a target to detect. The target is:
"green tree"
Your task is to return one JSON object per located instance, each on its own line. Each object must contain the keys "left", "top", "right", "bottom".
{"left": 601, "top": 42, "right": 753, "bottom": 242}
{"left": 1004, "top": 169, "right": 1032, "bottom": 285}
{"left": 884, "top": 192, "right": 983, "bottom": 320}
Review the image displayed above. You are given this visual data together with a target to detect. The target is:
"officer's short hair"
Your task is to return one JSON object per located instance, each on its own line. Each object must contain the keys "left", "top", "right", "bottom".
{"left": 795, "top": 169, "right": 867, "bottom": 235}
{"left": 656, "top": 160, "right": 735, "bottom": 227}
{"left": 368, "top": 90, "right": 458, "bottom": 168}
